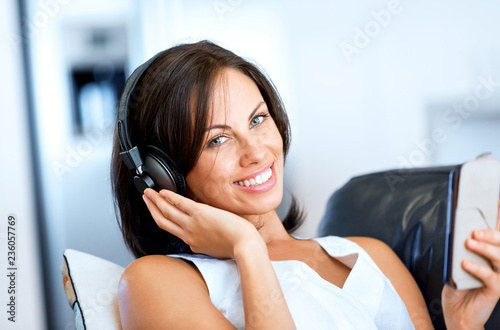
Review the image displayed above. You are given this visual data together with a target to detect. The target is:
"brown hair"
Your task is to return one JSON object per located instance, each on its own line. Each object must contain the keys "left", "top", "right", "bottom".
{"left": 111, "top": 40, "right": 304, "bottom": 258}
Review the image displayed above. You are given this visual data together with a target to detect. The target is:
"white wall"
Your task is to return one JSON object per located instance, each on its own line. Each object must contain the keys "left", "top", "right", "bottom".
{"left": 0, "top": 0, "right": 46, "bottom": 329}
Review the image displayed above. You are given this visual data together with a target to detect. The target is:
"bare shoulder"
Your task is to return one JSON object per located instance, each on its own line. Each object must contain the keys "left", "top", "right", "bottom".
{"left": 345, "top": 236, "right": 396, "bottom": 263}
{"left": 345, "top": 236, "right": 410, "bottom": 284}
{"left": 345, "top": 237, "right": 433, "bottom": 329}
{"left": 345, "top": 236, "right": 390, "bottom": 251}
{"left": 120, "top": 254, "right": 206, "bottom": 290}
{"left": 119, "top": 255, "right": 234, "bottom": 329}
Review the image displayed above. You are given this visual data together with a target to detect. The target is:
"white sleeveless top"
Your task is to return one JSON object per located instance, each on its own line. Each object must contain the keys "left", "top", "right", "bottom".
{"left": 169, "top": 236, "right": 414, "bottom": 329}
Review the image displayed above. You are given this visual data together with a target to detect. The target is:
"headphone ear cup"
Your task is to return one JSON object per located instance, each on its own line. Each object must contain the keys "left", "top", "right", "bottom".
{"left": 133, "top": 173, "right": 155, "bottom": 193}
{"left": 141, "top": 146, "right": 186, "bottom": 195}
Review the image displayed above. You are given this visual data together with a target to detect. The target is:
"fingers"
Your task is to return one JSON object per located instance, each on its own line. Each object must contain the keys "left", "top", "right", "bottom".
{"left": 158, "top": 189, "right": 198, "bottom": 216}
{"left": 461, "top": 259, "right": 500, "bottom": 292}
{"left": 472, "top": 229, "right": 500, "bottom": 246}
{"left": 145, "top": 189, "right": 190, "bottom": 220}
{"left": 143, "top": 194, "right": 183, "bottom": 237}
{"left": 463, "top": 229, "right": 500, "bottom": 290}
{"left": 467, "top": 230, "right": 500, "bottom": 270}
{"left": 466, "top": 237, "right": 500, "bottom": 270}
{"left": 143, "top": 189, "right": 186, "bottom": 237}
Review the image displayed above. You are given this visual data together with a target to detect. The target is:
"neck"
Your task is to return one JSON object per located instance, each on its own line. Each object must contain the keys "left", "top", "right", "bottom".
{"left": 241, "top": 210, "right": 295, "bottom": 247}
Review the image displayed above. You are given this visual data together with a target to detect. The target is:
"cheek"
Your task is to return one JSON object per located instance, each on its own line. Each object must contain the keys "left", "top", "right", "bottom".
{"left": 186, "top": 157, "right": 234, "bottom": 202}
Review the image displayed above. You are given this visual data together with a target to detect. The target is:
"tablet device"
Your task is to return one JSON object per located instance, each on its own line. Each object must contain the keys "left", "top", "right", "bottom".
{"left": 444, "top": 156, "right": 500, "bottom": 290}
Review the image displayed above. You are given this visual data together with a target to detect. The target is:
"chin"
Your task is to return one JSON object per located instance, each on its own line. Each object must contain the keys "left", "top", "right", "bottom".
{"left": 238, "top": 187, "right": 284, "bottom": 216}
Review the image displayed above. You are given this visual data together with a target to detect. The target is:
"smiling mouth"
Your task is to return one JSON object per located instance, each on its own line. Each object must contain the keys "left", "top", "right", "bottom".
{"left": 233, "top": 166, "right": 273, "bottom": 187}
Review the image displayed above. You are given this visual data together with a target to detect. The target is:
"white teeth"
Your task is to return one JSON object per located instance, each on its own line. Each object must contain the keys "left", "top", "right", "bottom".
{"left": 234, "top": 167, "right": 273, "bottom": 187}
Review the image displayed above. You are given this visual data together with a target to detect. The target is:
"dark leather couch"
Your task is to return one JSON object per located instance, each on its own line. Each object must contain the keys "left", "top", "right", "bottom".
{"left": 317, "top": 166, "right": 500, "bottom": 329}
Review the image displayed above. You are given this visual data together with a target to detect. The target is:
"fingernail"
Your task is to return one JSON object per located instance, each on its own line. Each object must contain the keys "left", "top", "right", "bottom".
{"left": 468, "top": 238, "right": 477, "bottom": 247}
{"left": 142, "top": 194, "right": 148, "bottom": 205}
{"left": 474, "top": 230, "right": 484, "bottom": 238}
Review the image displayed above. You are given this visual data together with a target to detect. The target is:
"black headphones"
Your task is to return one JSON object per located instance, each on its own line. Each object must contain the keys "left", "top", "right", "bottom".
{"left": 116, "top": 51, "right": 187, "bottom": 195}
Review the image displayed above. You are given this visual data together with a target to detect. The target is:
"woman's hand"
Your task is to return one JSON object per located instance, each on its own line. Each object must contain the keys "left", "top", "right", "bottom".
{"left": 442, "top": 198, "right": 500, "bottom": 330}
{"left": 142, "top": 188, "right": 265, "bottom": 259}
{"left": 143, "top": 187, "right": 295, "bottom": 329}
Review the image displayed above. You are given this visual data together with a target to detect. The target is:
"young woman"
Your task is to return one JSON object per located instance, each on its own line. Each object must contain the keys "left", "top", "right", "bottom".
{"left": 111, "top": 40, "right": 500, "bottom": 329}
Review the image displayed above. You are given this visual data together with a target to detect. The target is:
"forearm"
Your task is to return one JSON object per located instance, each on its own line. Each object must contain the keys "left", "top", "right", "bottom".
{"left": 234, "top": 237, "right": 296, "bottom": 330}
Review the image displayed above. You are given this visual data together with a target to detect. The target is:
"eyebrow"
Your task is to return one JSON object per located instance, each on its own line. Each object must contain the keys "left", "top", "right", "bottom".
{"left": 205, "top": 101, "right": 266, "bottom": 132}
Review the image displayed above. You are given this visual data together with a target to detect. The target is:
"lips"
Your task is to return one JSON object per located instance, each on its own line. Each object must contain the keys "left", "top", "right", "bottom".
{"left": 232, "top": 163, "right": 277, "bottom": 193}
{"left": 233, "top": 163, "right": 273, "bottom": 187}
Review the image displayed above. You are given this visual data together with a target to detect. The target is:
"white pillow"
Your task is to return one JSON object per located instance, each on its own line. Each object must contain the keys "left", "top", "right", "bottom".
{"left": 62, "top": 249, "right": 125, "bottom": 330}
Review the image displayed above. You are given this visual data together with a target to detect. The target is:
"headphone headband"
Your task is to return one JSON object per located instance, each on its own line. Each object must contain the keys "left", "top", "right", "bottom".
{"left": 116, "top": 49, "right": 187, "bottom": 195}
{"left": 117, "top": 50, "right": 166, "bottom": 153}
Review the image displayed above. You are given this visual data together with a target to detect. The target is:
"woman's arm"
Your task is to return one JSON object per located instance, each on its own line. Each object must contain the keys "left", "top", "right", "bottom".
{"left": 119, "top": 245, "right": 295, "bottom": 330}
{"left": 118, "top": 255, "right": 236, "bottom": 329}
{"left": 347, "top": 237, "right": 434, "bottom": 329}
{"left": 133, "top": 188, "right": 295, "bottom": 329}
{"left": 233, "top": 235, "right": 296, "bottom": 329}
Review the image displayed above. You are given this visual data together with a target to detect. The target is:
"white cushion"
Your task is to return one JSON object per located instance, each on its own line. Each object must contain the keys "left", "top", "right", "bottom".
{"left": 62, "top": 249, "right": 125, "bottom": 330}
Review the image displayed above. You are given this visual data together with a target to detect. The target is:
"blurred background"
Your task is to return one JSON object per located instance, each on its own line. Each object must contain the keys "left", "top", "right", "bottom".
{"left": 1, "top": 0, "right": 500, "bottom": 329}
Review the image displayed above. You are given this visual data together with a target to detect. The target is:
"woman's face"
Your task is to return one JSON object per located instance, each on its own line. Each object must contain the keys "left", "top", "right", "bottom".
{"left": 186, "top": 68, "right": 284, "bottom": 218}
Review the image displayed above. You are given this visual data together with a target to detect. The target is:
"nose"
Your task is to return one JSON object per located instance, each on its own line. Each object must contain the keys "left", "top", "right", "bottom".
{"left": 239, "top": 135, "right": 266, "bottom": 168}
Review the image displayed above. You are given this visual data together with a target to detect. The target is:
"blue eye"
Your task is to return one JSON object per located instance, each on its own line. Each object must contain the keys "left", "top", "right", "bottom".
{"left": 251, "top": 113, "right": 269, "bottom": 127}
{"left": 208, "top": 135, "right": 227, "bottom": 147}
{"left": 206, "top": 113, "right": 270, "bottom": 148}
